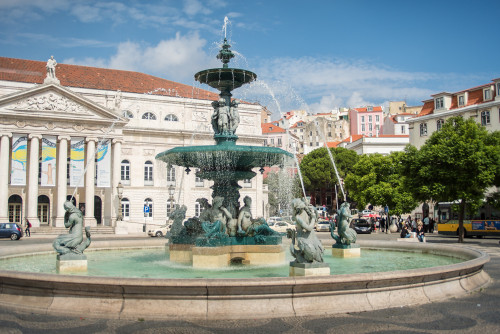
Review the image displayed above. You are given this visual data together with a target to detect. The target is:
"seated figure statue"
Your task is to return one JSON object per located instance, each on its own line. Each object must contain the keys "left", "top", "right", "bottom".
{"left": 331, "top": 202, "right": 357, "bottom": 246}
{"left": 53, "top": 201, "right": 91, "bottom": 256}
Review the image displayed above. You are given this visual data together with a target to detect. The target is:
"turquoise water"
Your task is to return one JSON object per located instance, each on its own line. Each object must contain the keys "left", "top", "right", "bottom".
{"left": 0, "top": 248, "right": 463, "bottom": 279}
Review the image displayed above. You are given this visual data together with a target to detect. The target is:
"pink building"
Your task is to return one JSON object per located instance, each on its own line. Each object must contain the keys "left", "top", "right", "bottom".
{"left": 349, "top": 106, "right": 384, "bottom": 136}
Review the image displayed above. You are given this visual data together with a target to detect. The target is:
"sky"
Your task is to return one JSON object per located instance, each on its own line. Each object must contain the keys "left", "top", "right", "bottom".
{"left": 1, "top": 0, "right": 499, "bottom": 120}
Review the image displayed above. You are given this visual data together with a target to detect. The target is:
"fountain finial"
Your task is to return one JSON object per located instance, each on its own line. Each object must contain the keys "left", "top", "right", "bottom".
{"left": 217, "top": 38, "right": 234, "bottom": 68}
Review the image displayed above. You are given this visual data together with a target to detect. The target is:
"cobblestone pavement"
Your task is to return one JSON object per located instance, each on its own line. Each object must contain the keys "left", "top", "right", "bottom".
{"left": 0, "top": 233, "right": 498, "bottom": 333}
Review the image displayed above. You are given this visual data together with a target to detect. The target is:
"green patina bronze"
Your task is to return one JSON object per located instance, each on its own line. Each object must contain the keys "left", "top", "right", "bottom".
{"left": 156, "top": 38, "right": 292, "bottom": 224}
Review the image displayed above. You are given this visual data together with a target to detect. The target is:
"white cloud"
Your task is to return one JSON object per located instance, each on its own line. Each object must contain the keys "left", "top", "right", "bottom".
{"left": 65, "top": 32, "right": 218, "bottom": 84}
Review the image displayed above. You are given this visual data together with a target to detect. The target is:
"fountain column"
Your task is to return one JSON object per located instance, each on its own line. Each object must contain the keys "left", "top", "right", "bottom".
{"left": 0, "top": 133, "right": 12, "bottom": 223}
{"left": 27, "top": 134, "right": 42, "bottom": 227}
{"left": 84, "top": 137, "right": 97, "bottom": 227}
{"left": 54, "top": 135, "right": 70, "bottom": 227}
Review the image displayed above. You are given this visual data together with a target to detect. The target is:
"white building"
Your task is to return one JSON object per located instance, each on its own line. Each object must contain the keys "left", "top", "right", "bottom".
{"left": 407, "top": 78, "right": 500, "bottom": 148}
{"left": 338, "top": 134, "right": 409, "bottom": 155}
{"left": 0, "top": 57, "right": 267, "bottom": 233}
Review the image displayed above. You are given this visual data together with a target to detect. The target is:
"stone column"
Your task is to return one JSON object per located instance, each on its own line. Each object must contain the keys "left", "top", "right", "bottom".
{"left": 0, "top": 134, "right": 12, "bottom": 223}
{"left": 27, "top": 134, "right": 42, "bottom": 227}
{"left": 54, "top": 136, "right": 70, "bottom": 227}
{"left": 84, "top": 138, "right": 97, "bottom": 227}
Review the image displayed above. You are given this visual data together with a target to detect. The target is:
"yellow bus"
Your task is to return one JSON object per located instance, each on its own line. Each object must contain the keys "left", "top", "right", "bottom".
{"left": 437, "top": 202, "right": 500, "bottom": 238}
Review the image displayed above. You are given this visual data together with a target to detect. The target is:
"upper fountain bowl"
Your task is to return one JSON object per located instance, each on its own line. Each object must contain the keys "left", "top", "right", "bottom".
{"left": 194, "top": 68, "right": 257, "bottom": 92}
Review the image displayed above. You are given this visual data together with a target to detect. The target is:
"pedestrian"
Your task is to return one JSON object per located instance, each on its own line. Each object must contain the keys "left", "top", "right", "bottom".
{"left": 416, "top": 224, "right": 425, "bottom": 242}
{"left": 25, "top": 218, "right": 31, "bottom": 237}
{"left": 411, "top": 218, "right": 417, "bottom": 232}
{"left": 423, "top": 216, "right": 430, "bottom": 233}
{"left": 380, "top": 217, "right": 386, "bottom": 232}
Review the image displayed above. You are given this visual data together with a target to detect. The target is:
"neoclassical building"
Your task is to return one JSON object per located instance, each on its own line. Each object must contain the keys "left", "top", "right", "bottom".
{"left": 0, "top": 57, "right": 267, "bottom": 233}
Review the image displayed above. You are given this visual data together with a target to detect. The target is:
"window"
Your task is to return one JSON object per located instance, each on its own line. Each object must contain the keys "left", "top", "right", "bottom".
{"left": 328, "top": 132, "right": 332, "bottom": 137}
{"left": 375, "top": 115, "right": 380, "bottom": 122}
{"left": 277, "top": 138, "right": 282, "bottom": 147}
{"left": 142, "top": 112, "right": 156, "bottom": 120}
{"left": 361, "top": 116, "right": 365, "bottom": 122}
{"left": 368, "top": 116, "right": 372, "bottom": 123}
{"left": 164, "top": 114, "right": 178, "bottom": 122}
{"left": 121, "top": 198, "right": 130, "bottom": 219}
{"left": 419, "top": 123, "right": 428, "bottom": 136}
{"left": 481, "top": 110, "right": 490, "bottom": 126}
{"left": 435, "top": 97, "right": 444, "bottom": 109}
{"left": 367, "top": 106, "right": 373, "bottom": 111}
{"left": 144, "top": 161, "right": 153, "bottom": 184}
{"left": 361, "top": 124, "right": 365, "bottom": 132}
{"left": 167, "top": 165, "right": 176, "bottom": 184}
{"left": 484, "top": 88, "right": 492, "bottom": 101}
{"left": 458, "top": 95, "right": 465, "bottom": 107}
{"left": 194, "top": 201, "right": 201, "bottom": 217}
{"left": 144, "top": 198, "right": 153, "bottom": 218}
{"left": 497, "top": 83, "right": 500, "bottom": 96}
{"left": 437, "top": 119, "right": 445, "bottom": 131}
{"left": 270, "top": 138, "right": 275, "bottom": 145}
{"left": 309, "top": 131, "right": 312, "bottom": 136}
{"left": 263, "top": 139, "right": 267, "bottom": 146}
{"left": 195, "top": 169, "right": 204, "bottom": 187}
{"left": 121, "top": 160, "right": 130, "bottom": 181}
{"left": 243, "top": 179, "right": 252, "bottom": 188}
{"left": 123, "top": 110, "right": 134, "bottom": 118}
{"left": 167, "top": 201, "right": 174, "bottom": 218}
{"left": 369, "top": 123, "right": 373, "bottom": 131}
{"left": 401, "top": 125, "right": 405, "bottom": 134}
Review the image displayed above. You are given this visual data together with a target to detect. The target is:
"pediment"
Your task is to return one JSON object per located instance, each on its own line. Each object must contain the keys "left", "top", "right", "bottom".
{"left": 0, "top": 83, "right": 125, "bottom": 123}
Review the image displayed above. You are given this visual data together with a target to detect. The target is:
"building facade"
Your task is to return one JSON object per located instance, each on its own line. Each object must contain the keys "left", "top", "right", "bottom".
{"left": 0, "top": 57, "right": 267, "bottom": 232}
{"left": 349, "top": 106, "right": 384, "bottom": 137}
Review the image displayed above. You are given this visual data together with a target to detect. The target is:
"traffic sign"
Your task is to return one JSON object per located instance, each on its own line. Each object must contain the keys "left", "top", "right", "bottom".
{"left": 144, "top": 205, "right": 150, "bottom": 213}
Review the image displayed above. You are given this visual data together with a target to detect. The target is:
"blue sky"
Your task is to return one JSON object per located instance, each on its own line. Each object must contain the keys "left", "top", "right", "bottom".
{"left": 1, "top": 0, "right": 499, "bottom": 119}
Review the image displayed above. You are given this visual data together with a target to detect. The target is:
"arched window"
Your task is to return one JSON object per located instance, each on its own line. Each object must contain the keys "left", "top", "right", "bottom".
{"left": 121, "top": 198, "right": 130, "bottom": 219}
{"left": 123, "top": 110, "right": 134, "bottom": 118}
{"left": 142, "top": 112, "right": 156, "bottom": 120}
{"left": 144, "top": 161, "right": 153, "bottom": 185}
{"left": 164, "top": 114, "right": 178, "bottom": 122}
{"left": 167, "top": 164, "right": 176, "bottom": 185}
{"left": 144, "top": 198, "right": 153, "bottom": 218}
{"left": 121, "top": 160, "right": 130, "bottom": 184}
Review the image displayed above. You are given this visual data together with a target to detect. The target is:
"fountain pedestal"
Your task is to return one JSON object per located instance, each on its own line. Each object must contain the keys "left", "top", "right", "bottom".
{"left": 289, "top": 262, "right": 330, "bottom": 277}
{"left": 56, "top": 253, "right": 87, "bottom": 273}
{"left": 332, "top": 244, "right": 361, "bottom": 258}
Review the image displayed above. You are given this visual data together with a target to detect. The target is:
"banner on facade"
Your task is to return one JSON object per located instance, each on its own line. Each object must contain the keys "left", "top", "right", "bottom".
{"left": 97, "top": 139, "right": 111, "bottom": 188}
{"left": 70, "top": 137, "right": 85, "bottom": 187}
{"left": 10, "top": 134, "right": 28, "bottom": 186}
{"left": 41, "top": 135, "right": 57, "bottom": 186}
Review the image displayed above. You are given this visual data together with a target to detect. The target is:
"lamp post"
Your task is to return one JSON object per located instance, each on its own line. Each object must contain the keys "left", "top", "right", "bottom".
{"left": 168, "top": 184, "right": 175, "bottom": 218}
{"left": 117, "top": 182, "right": 123, "bottom": 221}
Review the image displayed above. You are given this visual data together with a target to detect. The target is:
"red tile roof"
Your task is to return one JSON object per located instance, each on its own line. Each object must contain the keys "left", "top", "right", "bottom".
{"left": 354, "top": 106, "right": 383, "bottom": 112}
{"left": 261, "top": 123, "right": 286, "bottom": 134}
{"left": 326, "top": 141, "right": 341, "bottom": 148}
{"left": 0, "top": 56, "right": 219, "bottom": 101}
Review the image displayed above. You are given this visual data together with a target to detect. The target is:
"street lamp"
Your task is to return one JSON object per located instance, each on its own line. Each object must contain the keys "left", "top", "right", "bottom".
{"left": 117, "top": 182, "right": 124, "bottom": 221}
{"left": 168, "top": 184, "right": 175, "bottom": 218}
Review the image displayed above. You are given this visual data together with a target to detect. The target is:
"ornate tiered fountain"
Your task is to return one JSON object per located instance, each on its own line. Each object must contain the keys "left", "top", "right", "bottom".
{"left": 156, "top": 38, "right": 293, "bottom": 268}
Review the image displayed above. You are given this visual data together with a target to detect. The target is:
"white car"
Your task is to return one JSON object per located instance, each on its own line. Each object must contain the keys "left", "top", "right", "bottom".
{"left": 147, "top": 224, "right": 172, "bottom": 237}
{"left": 270, "top": 221, "right": 294, "bottom": 233}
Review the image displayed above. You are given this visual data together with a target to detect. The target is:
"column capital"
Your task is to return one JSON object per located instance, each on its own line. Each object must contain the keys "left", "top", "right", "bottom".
{"left": 112, "top": 138, "right": 124, "bottom": 144}
{"left": 85, "top": 137, "right": 99, "bottom": 143}
{"left": 58, "top": 135, "right": 71, "bottom": 141}
{"left": 0, "top": 133, "right": 12, "bottom": 138}
{"left": 28, "top": 134, "right": 43, "bottom": 140}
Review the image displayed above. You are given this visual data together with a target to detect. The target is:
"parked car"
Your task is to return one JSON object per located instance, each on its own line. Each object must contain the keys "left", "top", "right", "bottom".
{"left": 270, "top": 221, "right": 294, "bottom": 233}
{"left": 351, "top": 218, "right": 372, "bottom": 234}
{"left": 147, "top": 224, "right": 172, "bottom": 237}
{"left": 315, "top": 220, "right": 331, "bottom": 232}
{"left": 268, "top": 217, "right": 282, "bottom": 224}
{"left": 0, "top": 223, "right": 23, "bottom": 240}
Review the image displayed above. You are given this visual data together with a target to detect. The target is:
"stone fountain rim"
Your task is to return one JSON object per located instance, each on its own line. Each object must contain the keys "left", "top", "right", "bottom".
{"left": 0, "top": 239, "right": 490, "bottom": 320}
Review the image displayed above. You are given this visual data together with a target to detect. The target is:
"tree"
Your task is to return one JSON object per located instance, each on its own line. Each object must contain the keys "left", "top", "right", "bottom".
{"left": 300, "top": 147, "right": 359, "bottom": 197}
{"left": 344, "top": 151, "right": 418, "bottom": 216}
{"left": 401, "top": 116, "right": 500, "bottom": 242}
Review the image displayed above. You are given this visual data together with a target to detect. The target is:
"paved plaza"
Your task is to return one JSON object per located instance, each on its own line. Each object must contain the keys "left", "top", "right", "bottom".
{"left": 0, "top": 232, "right": 499, "bottom": 333}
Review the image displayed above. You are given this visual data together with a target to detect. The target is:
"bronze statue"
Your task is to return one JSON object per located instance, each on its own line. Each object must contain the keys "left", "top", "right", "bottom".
{"left": 53, "top": 201, "right": 91, "bottom": 255}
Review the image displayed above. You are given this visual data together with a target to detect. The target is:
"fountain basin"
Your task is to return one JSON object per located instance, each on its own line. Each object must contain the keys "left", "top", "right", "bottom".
{"left": 194, "top": 68, "right": 257, "bottom": 91}
{"left": 0, "top": 239, "right": 490, "bottom": 320}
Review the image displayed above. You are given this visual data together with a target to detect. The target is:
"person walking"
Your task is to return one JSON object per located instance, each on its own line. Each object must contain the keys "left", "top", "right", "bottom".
{"left": 25, "top": 218, "right": 31, "bottom": 237}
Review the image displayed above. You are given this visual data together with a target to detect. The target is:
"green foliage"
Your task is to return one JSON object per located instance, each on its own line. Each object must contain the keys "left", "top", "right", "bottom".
{"left": 401, "top": 116, "right": 500, "bottom": 241}
{"left": 300, "top": 147, "right": 359, "bottom": 190}
{"left": 344, "top": 151, "right": 418, "bottom": 215}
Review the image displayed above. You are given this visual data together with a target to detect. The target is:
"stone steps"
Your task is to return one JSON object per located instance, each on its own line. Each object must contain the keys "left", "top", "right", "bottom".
{"left": 31, "top": 226, "right": 115, "bottom": 235}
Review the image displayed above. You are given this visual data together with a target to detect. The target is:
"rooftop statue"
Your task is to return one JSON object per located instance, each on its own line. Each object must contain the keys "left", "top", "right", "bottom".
{"left": 44, "top": 55, "right": 60, "bottom": 84}
{"left": 287, "top": 198, "right": 324, "bottom": 263}
{"left": 53, "top": 201, "right": 91, "bottom": 256}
